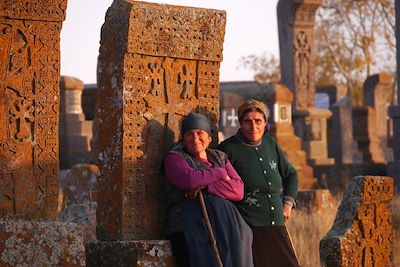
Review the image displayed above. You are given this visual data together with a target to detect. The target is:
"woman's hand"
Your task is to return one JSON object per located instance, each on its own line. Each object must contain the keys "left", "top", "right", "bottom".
{"left": 283, "top": 203, "right": 293, "bottom": 222}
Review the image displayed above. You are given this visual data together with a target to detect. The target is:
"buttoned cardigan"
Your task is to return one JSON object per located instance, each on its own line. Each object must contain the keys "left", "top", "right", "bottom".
{"left": 218, "top": 134, "right": 298, "bottom": 226}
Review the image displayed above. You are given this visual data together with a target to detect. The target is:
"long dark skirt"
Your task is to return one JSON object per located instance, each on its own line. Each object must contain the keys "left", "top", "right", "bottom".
{"left": 252, "top": 226, "right": 300, "bottom": 267}
{"left": 178, "top": 194, "right": 254, "bottom": 267}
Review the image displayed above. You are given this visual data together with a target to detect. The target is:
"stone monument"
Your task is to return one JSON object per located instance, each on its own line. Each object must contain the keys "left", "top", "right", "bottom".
{"left": 0, "top": 1, "right": 86, "bottom": 266}
{"left": 277, "top": 0, "right": 334, "bottom": 166}
{"left": 389, "top": 0, "right": 400, "bottom": 188}
{"left": 60, "top": 76, "right": 94, "bottom": 169}
{"left": 320, "top": 176, "right": 394, "bottom": 266}
{"left": 89, "top": 1, "right": 226, "bottom": 265}
{"left": 364, "top": 73, "right": 394, "bottom": 162}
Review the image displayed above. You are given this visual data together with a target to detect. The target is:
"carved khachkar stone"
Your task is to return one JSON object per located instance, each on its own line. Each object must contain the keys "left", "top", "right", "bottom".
{"left": 320, "top": 176, "right": 394, "bottom": 267}
{"left": 278, "top": 0, "right": 334, "bottom": 166}
{"left": 277, "top": 0, "right": 321, "bottom": 109}
{"left": 0, "top": 0, "right": 67, "bottom": 220}
{"left": 95, "top": 0, "right": 225, "bottom": 240}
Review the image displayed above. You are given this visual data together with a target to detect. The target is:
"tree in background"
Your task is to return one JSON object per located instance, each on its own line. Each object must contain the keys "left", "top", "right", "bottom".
{"left": 315, "top": 0, "right": 395, "bottom": 105}
{"left": 240, "top": 0, "right": 395, "bottom": 106}
{"left": 239, "top": 51, "right": 281, "bottom": 84}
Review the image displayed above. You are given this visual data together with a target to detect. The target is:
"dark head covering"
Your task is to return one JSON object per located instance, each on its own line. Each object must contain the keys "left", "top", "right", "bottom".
{"left": 238, "top": 99, "right": 268, "bottom": 123}
{"left": 181, "top": 112, "right": 212, "bottom": 137}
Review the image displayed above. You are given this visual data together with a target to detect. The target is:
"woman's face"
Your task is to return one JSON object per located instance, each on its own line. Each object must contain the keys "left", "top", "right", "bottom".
{"left": 240, "top": 111, "right": 267, "bottom": 142}
{"left": 183, "top": 129, "right": 212, "bottom": 158}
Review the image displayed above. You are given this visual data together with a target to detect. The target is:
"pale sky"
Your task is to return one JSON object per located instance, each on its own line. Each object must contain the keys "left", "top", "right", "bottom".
{"left": 60, "top": 0, "right": 280, "bottom": 84}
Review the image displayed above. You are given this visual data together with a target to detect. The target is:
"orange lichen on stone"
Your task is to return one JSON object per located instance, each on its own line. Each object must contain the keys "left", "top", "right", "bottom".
{"left": 0, "top": 0, "right": 67, "bottom": 220}
{"left": 95, "top": 0, "right": 226, "bottom": 241}
{"left": 320, "top": 176, "right": 394, "bottom": 267}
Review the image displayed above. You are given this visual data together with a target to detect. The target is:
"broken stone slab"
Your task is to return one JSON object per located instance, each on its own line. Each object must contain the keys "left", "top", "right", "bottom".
{"left": 0, "top": 221, "right": 86, "bottom": 267}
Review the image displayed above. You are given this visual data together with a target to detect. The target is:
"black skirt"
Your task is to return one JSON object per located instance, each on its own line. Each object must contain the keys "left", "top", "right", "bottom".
{"left": 252, "top": 226, "right": 300, "bottom": 267}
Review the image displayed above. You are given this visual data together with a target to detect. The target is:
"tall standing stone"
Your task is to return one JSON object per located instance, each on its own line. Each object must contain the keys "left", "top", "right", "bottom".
{"left": 331, "top": 97, "right": 354, "bottom": 165}
{"left": 277, "top": 0, "right": 334, "bottom": 166}
{"left": 320, "top": 176, "right": 394, "bottom": 266}
{"left": 0, "top": 0, "right": 66, "bottom": 220}
{"left": 364, "top": 73, "right": 394, "bottom": 161}
{"left": 59, "top": 76, "right": 93, "bottom": 169}
{"left": 95, "top": 0, "right": 226, "bottom": 241}
{"left": 389, "top": 0, "right": 400, "bottom": 188}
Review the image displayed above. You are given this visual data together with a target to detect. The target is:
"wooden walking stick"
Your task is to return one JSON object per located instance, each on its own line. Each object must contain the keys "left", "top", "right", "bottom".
{"left": 284, "top": 226, "right": 300, "bottom": 266}
{"left": 198, "top": 190, "right": 224, "bottom": 267}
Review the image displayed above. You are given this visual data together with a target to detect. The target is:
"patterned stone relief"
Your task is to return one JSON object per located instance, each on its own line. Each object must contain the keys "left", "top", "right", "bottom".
{"left": 320, "top": 176, "right": 394, "bottom": 266}
{"left": 294, "top": 30, "right": 313, "bottom": 109}
{"left": 96, "top": 1, "right": 225, "bottom": 240}
{"left": 0, "top": 1, "right": 66, "bottom": 219}
{"left": 278, "top": 0, "right": 321, "bottom": 109}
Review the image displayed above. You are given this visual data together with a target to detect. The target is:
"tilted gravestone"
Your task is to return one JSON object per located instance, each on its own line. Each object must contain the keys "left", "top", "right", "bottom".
{"left": 95, "top": 0, "right": 225, "bottom": 243}
{"left": 0, "top": 1, "right": 86, "bottom": 266}
{"left": 320, "top": 176, "right": 394, "bottom": 266}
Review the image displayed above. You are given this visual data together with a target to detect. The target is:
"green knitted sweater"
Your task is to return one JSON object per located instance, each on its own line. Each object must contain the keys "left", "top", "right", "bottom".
{"left": 218, "top": 134, "right": 298, "bottom": 226}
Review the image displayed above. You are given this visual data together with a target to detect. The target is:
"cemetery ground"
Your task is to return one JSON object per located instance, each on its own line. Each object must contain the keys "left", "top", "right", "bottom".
{"left": 57, "top": 177, "right": 400, "bottom": 266}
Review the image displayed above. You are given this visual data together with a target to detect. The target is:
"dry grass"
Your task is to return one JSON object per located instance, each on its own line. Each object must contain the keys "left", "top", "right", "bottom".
{"left": 286, "top": 193, "right": 400, "bottom": 267}
{"left": 286, "top": 197, "right": 339, "bottom": 267}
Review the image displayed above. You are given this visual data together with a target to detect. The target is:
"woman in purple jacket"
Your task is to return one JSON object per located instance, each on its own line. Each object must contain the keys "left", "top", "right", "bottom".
{"left": 162, "top": 112, "right": 253, "bottom": 267}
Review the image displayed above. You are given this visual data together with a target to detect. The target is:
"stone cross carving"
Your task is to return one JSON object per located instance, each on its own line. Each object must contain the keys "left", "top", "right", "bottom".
{"left": 0, "top": 0, "right": 66, "bottom": 220}
{"left": 278, "top": 0, "right": 321, "bottom": 109}
{"left": 320, "top": 176, "right": 394, "bottom": 266}
{"left": 95, "top": 0, "right": 225, "bottom": 240}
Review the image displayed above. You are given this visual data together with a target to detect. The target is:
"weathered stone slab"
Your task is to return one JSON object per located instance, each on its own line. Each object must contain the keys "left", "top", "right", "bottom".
{"left": 60, "top": 76, "right": 93, "bottom": 169}
{"left": 0, "top": 221, "right": 86, "bottom": 267}
{"left": 320, "top": 176, "right": 394, "bottom": 267}
{"left": 95, "top": 0, "right": 226, "bottom": 240}
{"left": 331, "top": 97, "right": 354, "bottom": 165}
{"left": 0, "top": 0, "right": 67, "bottom": 220}
{"left": 363, "top": 73, "right": 394, "bottom": 161}
{"left": 86, "top": 240, "right": 174, "bottom": 267}
{"left": 390, "top": 2, "right": 400, "bottom": 187}
{"left": 352, "top": 107, "right": 386, "bottom": 164}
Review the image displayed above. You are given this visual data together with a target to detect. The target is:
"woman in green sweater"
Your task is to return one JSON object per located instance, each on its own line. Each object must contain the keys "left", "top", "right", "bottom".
{"left": 218, "top": 99, "right": 299, "bottom": 267}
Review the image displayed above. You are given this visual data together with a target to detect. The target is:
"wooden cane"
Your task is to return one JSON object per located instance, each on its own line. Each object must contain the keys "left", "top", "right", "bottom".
{"left": 284, "top": 226, "right": 301, "bottom": 266}
{"left": 198, "top": 190, "right": 224, "bottom": 267}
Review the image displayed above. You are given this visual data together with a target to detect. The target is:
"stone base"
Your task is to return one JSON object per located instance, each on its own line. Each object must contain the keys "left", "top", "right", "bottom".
{"left": 0, "top": 221, "right": 86, "bottom": 266}
{"left": 86, "top": 240, "right": 176, "bottom": 267}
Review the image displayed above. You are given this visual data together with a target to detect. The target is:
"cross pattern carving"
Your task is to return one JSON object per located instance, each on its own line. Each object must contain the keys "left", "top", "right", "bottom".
{"left": 143, "top": 57, "right": 199, "bottom": 132}
{"left": 9, "top": 98, "right": 34, "bottom": 141}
